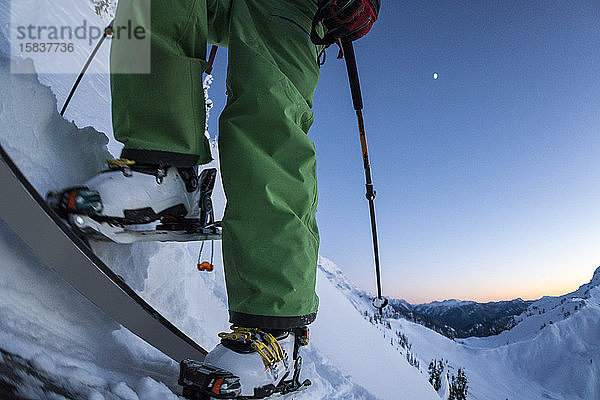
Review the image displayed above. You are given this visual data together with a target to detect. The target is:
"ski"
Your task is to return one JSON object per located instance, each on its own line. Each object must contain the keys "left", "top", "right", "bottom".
{"left": 0, "top": 144, "right": 207, "bottom": 362}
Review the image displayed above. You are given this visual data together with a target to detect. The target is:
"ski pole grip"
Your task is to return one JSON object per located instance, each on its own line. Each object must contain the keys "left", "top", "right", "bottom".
{"left": 340, "top": 39, "right": 364, "bottom": 111}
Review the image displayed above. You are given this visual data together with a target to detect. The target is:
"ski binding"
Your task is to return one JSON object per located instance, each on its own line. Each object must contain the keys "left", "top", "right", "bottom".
{"left": 179, "top": 358, "right": 311, "bottom": 400}
{"left": 47, "top": 167, "right": 222, "bottom": 244}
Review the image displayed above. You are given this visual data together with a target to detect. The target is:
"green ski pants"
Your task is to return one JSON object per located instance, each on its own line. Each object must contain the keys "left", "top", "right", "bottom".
{"left": 111, "top": 0, "right": 321, "bottom": 329}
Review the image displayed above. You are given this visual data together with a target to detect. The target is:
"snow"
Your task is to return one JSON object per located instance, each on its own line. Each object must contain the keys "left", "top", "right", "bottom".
{"left": 313, "top": 269, "right": 437, "bottom": 400}
{"left": 0, "top": 216, "right": 180, "bottom": 397}
{"left": 0, "top": 0, "right": 116, "bottom": 155}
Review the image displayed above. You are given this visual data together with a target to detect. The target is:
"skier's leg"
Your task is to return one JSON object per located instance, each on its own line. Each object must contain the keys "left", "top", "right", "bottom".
{"left": 48, "top": 2, "right": 233, "bottom": 225}
{"left": 220, "top": 0, "right": 321, "bottom": 329}
{"left": 110, "top": 0, "right": 229, "bottom": 166}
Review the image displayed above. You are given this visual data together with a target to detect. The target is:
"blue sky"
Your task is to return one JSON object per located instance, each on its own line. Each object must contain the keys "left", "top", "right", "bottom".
{"left": 209, "top": 1, "right": 600, "bottom": 303}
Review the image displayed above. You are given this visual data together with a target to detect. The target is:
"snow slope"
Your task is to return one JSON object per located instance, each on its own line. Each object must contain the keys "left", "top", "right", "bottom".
{"left": 461, "top": 267, "right": 600, "bottom": 400}
{"left": 0, "top": 0, "right": 116, "bottom": 154}
{"left": 0, "top": 12, "right": 439, "bottom": 400}
{"left": 325, "top": 257, "right": 600, "bottom": 400}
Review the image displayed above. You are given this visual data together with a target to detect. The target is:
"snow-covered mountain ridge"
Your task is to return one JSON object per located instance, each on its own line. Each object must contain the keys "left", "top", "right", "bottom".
{"left": 412, "top": 298, "right": 532, "bottom": 338}
{"left": 407, "top": 266, "right": 600, "bottom": 340}
{"left": 320, "top": 256, "right": 533, "bottom": 340}
{"left": 464, "top": 265, "right": 600, "bottom": 348}
{"left": 460, "top": 267, "right": 600, "bottom": 399}
{"left": 586, "top": 265, "right": 600, "bottom": 288}
{"left": 320, "top": 257, "right": 600, "bottom": 400}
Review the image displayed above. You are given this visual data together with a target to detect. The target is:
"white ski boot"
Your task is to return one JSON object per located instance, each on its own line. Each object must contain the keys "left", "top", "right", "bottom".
{"left": 47, "top": 159, "right": 221, "bottom": 243}
{"left": 179, "top": 326, "right": 311, "bottom": 399}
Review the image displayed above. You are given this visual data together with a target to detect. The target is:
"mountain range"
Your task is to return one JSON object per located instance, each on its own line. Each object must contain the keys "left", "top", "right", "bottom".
{"left": 388, "top": 297, "right": 532, "bottom": 338}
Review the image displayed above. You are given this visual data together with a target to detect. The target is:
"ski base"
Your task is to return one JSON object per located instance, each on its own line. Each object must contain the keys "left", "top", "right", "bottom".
{"left": 68, "top": 214, "right": 222, "bottom": 244}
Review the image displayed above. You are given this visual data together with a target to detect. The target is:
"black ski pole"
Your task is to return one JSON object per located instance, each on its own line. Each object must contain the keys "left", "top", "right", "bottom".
{"left": 339, "top": 38, "right": 388, "bottom": 316}
{"left": 60, "top": 20, "right": 114, "bottom": 117}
